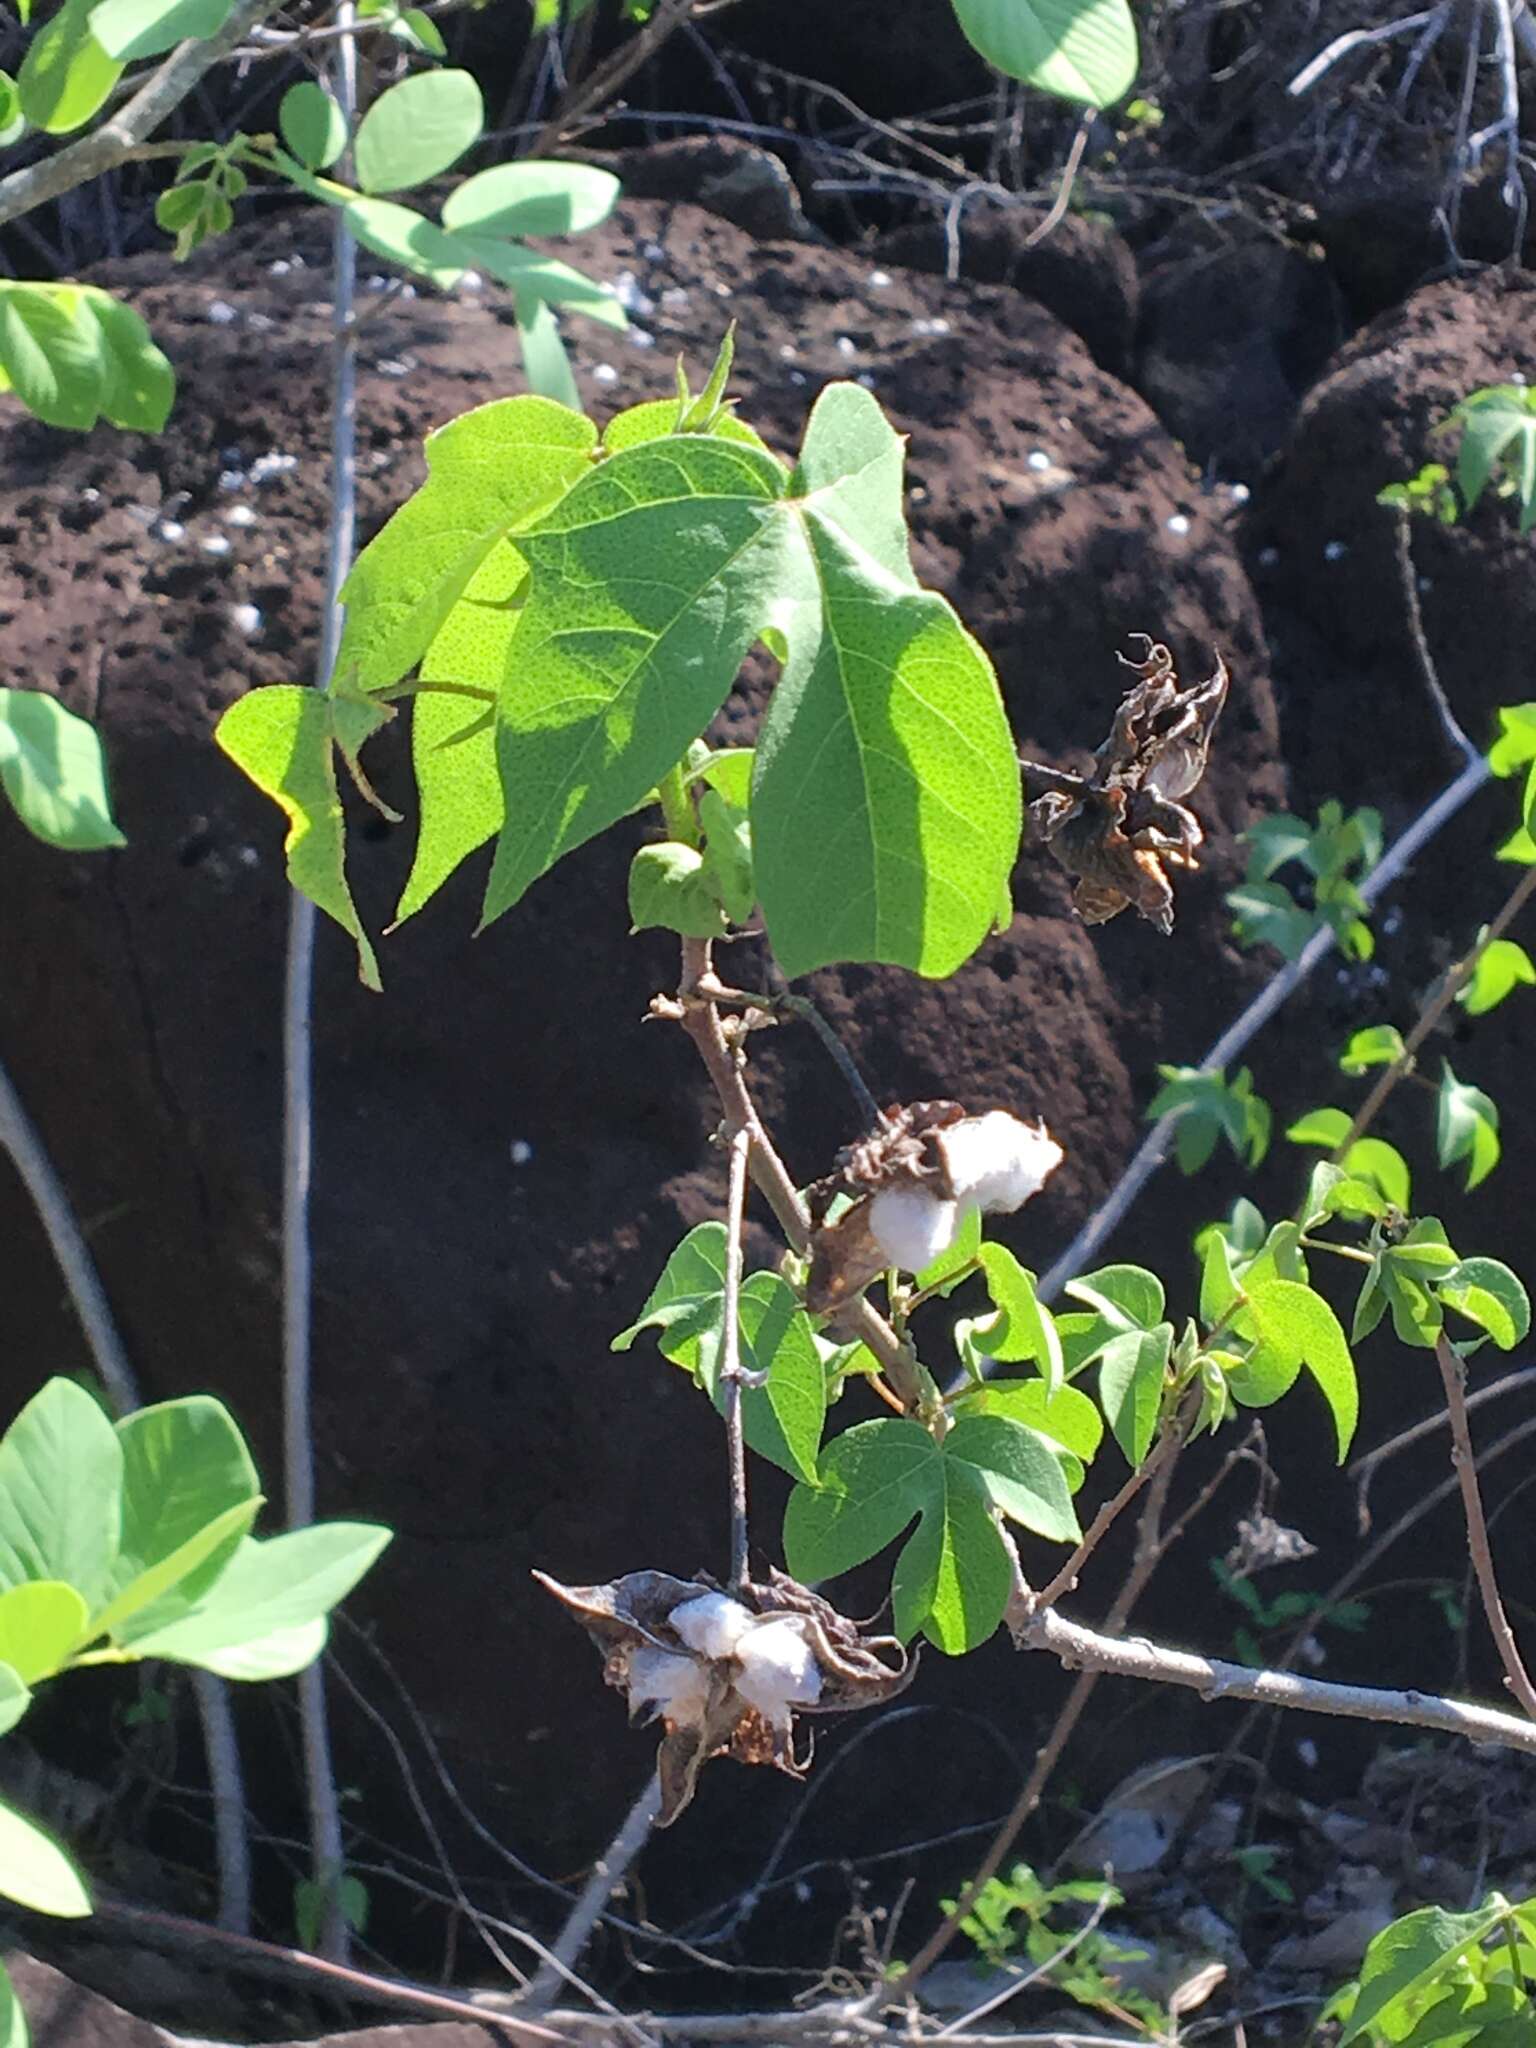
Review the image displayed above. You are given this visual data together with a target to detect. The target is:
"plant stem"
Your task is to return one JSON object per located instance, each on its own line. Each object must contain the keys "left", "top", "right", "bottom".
{"left": 286, "top": 7, "right": 359, "bottom": 1965}
{"left": 700, "top": 980, "right": 885, "bottom": 1131}
{"left": 1333, "top": 858, "right": 1536, "bottom": 1163}
{"left": 719, "top": 1123, "right": 752, "bottom": 1591}
{"left": 657, "top": 763, "right": 700, "bottom": 849}
{"left": 1031, "top": 1422, "right": 1181, "bottom": 1612}
{"left": 524, "top": 1772, "right": 663, "bottom": 2013}
{"left": 1434, "top": 1331, "right": 1536, "bottom": 1719}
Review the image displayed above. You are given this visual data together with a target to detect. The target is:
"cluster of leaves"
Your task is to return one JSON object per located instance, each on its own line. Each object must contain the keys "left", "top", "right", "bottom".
{"left": 1147, "top": 1063, "right": 1271, "bottom": 1175}
{"left": 217, "top": 353, "right": 1024, "bottom": 989}
{"left": 1324, "top": 1892, "right": 1536, "bottom": 2045}
{"left": 1227, "top": 801, "right": 1383, "bottom": 964}
{"left": 621, "top": 1197, "right": 1371, "bottom": 1653}
{"left": 1484, "top": 703, "right": 1536, "bottom": 865}
{"left": 1207, "top": 1555, "right": 1368, "bottom": 1669}
{"left": 946, "top": 1860, "right": 1170, "bottom": 2036}
{"left": 0, "top": 282, "right": 173, "bottom": 433}
{"left": 1380, "top": 383, "right": 1536, "bottom": 534}
{"left": 0, "top": 1378, "right": 389, "bottom": 2021}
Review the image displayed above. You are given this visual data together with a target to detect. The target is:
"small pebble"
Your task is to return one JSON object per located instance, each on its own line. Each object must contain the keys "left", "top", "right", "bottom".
{"left": 629, "top": 329, "right": 656, "bottom": 349}
{"left": 867, "top": 269, "right": 892, "bottom": 289}
{"left": 398, "top": 283, "right": 417, "bottom": 301}
{"left": 1229, "top": 481, "right": 1251, "bottom": 505}
{"left": 1324, "top": 538, "right": 1348, "bottom": 562}
{"left": 218, "top": 470, "right": 246, "bottom": 493}
{"left": 856, "top": 371, "right": 876, "bottom": 389}
{"left": 1258, "top": 545, "right": 1280, "bottom": 568}
{"left": 1418, "top": 574, "right": 1433, "bottom": 593}
{"left": 510, "top": 1139, "right": 534, "bottom": 1166}
{"left": 592, "top": 363, "right": 618, "bottom": 386}
{"left": 250, "top": 452, "right": 297, "bottom": 484}
{"left": 226, "top": 505, "right": 258, "bottom": 528}
{"left": 201, "top": 534, "right": 232, "bottom": 558}
{"left": 268, "top": 259, "right": 293, "bottom": 277}
{"left": 375, "top": 357, "right": 413, "bottom": 378}
{"left": 458, "top": 270, "right": 483, "bottom": 293}
{"left": 154, "top": 519, "right": 185, "bottom": 543}
{"left": 835, "top": 335, "right": 856, "bottom": 357}
{"left": 365, "top": 274, "right": 391, "bottom": 293}
{"left": 1296, "top": 1739, "right": 1319, "bottom": 1768}
{"left": 790, "top": 369, "right": 807, "bottom": 385}
{"left": 206, "top": 300, "right": 237, "bottom": 326}
{"left": 229, "top": 603, "right": 263, "bottom": 638}
{"left": 80, "top": 487, "right": 100, "bottom": 504}
{"left": 613, "top": 270, "right": 656, "bottom": 317}
{"left": 1166, "top": 512, "right": 1191, "bottom": 536}
{"left": 238, "top": 845, "right": 260, "bottom": 867}
{"left": 661, "top": 286, "right": 690, "bottom": 308}
{"left": 643, "top": 242, "right": 665, "bottom": 264}
{"left": 246, "top": 312, "right": 275, "bottom": 333}
{"left": 1027, "top": 450, "right": 1051, "bottom": 471}
{"left": 778, "top": 343, "right": 797, "bottom": 360}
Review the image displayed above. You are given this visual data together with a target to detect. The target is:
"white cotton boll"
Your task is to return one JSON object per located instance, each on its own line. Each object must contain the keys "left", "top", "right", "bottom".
{"left": 734, "top": 1619, "right": 821, "bottom": 1728}
{"left": 867, "top": 1185, "right": 961, "bottom": 1274}
{"left": 627, "top": 1648, "right": 711, "bottom": 1725}
{"left": 938, "top": 1112, "right": 1063, "bottom": 1216}
{"left": 672, "top": 1593, "right": 753, "bottom": 1661}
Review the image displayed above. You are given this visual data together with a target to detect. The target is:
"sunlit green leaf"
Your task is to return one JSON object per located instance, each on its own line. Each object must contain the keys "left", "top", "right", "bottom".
{"left": 1437, "top": 1061, "right": 1500, "bottom": 1191}
{"left": 946, "top": 0, "right": 1136, "bottom": 104}
{"left": 442, "top": 160, "right": 620, "bottom": 238}
{"left": 1244, "top": 1278, "right": 1358, "bottom": 1459}
{"left": 18, "top": 0, "right": 122, "bottom": 132}
{"left": 353, "top": 68, "right": 483, "bottom": 194}
{"left": 279, "top": 79, "right": 348, "bottom": 170}
{"left": 1459, "top": 936, "right": 1536, "bottom": 1017}
{"left": 0, "top": 688, "right": 124, "bottom": 848}
{"left": 0, "top": 1795, "right": 90, "bottom": 1915}
{"left": 89, "top": 0, "right": 229, "bottom": 61}
{"left": 0, "top": 1378, "right": 121, "bottom": 1611}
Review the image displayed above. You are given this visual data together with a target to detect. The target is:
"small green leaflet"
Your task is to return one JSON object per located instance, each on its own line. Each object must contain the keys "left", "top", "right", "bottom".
{"left": 1450, "top": 385, "right": 1536, "bottom": 534}
{"left": 1286, "top": 1107, "right": 1412, "bottom": 1211}
{"left": 628, "top": 842, "right": 726, "bottom": 938}
{"left": 0, "top": 1582, "right": 88, "bottom": 1685}
{"left": 352, "top": 69, "right": 483, "bottom": 195}
{"left": 1436, "top": 1257, "right": 1530, "bottom": 1351}
{"left": 1063, "top": 1263, "right": 1164, "bottom": 1333}
{"left": 0, "top": 1956, "right": 28, "bottom": 2048}
{"left": 0, "top": 688, "right": 125, "bottom": 849}
{"left": 1095, "top": 1325, "right": 1171, "bottom": 1466}
{"left": 0, "top": 284, "right": 174, "bottom": 433}
{"left": 1147, "top": 1064, "right": 1270, "bottom": 1173}
{"left": 1338, "top": 1024, "right": 1404, "bottom": 1074}
{"left": 18, "top": 0, "right": 122, "bottom": 132}
{"left": 280, "top": 80, "right": 348, "bottom": 171}
{"left": 783, "top": 1414, "right": 1078, "bottom": 1654}
{"left": 1437, "top": 1061, "right": 1500, "bottom": 1191}
{"left": 698, "top": 787, "right": 755, "bottom": 924}
{"left": 1340, "top": 1897, "right": 1511, "bottom": 2044}
{"left": 1244, "top": 1278, "right": 1358, "bottom": 1459}
{"left": 945, "top": 0, "right": 1136, "bottom": 105}
{"left": 612, "top": 1226, "right": 825, "bottom": 1481}
{"left": 0, "top": 1796, "right": 90, "bottom": 1916}
{"left": 88, "top": 0, "right": 231, "bottom": 61}
{"left": 482, "top": 382, "right": 1022, "bottom": 979}
{"left": 953, "top": 1243, "right": 1062, "bottom": 1394}
{"left": 1488, "top": 704, "right": 1536, "bottom": 779}
{"left": 953, "top": 1378, "right": 1102, "bottom": 1474}
{"left": 0, "top": 1379, "right": 123, "bottom": 1612}
{"left": 1459, "top": 936, "right": 1536, "bottom": 1017}
{"left": 214, "top": 688, "right": 382, "bottom": 990}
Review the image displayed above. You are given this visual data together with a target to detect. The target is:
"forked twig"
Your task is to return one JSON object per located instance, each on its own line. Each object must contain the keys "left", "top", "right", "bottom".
{"left": 1434, "top": 1331, "right": 1536, "bottom": 1719}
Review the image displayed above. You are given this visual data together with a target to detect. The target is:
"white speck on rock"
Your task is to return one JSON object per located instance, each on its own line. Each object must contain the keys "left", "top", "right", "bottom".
{"left": 206, "top": 300, "right": 238, "bottom": 325}
{"left": 592, "top": 363, "right": 619, "bottom": 386}
{"left": 201, "top": 534, "right": 232, "bottom": 558}
{"left": 630, "top": 329, "right": 656, "bottom": 349}
{"left": 661, "top": 286, "right": 690, "bottom": 308}
{"left": 613, "top": 269, "right": 657, "bottom": 317}
{"left": 867, "top": 268, "right": 892, "bottom": 288}
{"left": 154, "top": 519, "right": 185, "bottom": 543}
{"left": 81, "top": 487, "right": 100, "bottom": 503}
{"left": 1229, "top": 481, "right": 1251, "bottom": 504}
{"left": 1027, "top": 450, "right": 1051, "bottom": 471}
{"left": 836, "top": 335, "right": 857, "bottom": 357}
{"left": 1166, "top": 512, "right": 1191, "bottom": 536}
{"left": 230, "top": 603, "right": 263, "bottom": 638}
{"left": 218, "top": 470, "right": 246, "bottom": 494}
{"left": 778, "top": 342, "right": 797, "bottom": 360}
{"left": 375, "top": 357, "right": 413, "bottom": 379}
{"left": 1324, "top": 539, "right": 1348, "bottom": 562}
{"left": 269, "top": 259, "right": 292, "bottom": 277}
{"left": 509, "top": 1139, "right": 534, "bottom": 1166}
{"left": 226, "top": 504, "right": 258, "bottom": 528}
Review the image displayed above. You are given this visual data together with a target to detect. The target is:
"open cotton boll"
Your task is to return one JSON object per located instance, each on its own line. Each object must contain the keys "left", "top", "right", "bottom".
{"left": 734, "top": 1618, "right": 822, "bottom": 1728}
{"left": 672, "top": 1592, "right": 753, "bottom": 1661}
{"left": 867, "top": 1185, "right": 961, "bottom": 1274}
{"left": 628, "top": 1648, "right": 712, "bottom": 1725}
{"left": 938, "top": 1112, "right": 1063, "bottom": 1216}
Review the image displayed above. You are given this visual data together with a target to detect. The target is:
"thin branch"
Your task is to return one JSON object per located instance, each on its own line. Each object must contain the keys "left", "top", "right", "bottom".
{"left": 1390, "top": 504, "right": 1478, "bottom": 766}
{"left": 0, "top": 0, "right": 283, "bottom": 228}
{"left": 288, "top": 9, "right": 359, "bottom": 1965}
{"left": 698, "top": 978, "right": 885, "bottom": 1132}
{"left": 1434, "top": 1331, "right": 1536, "bottom": 1719}
{"left": 525, "top": 1772, "right": 664, "bottom": 2014}
{"left": 1350, "top": 1364, "right": 1536, "bottom": 1532}
{"left": 526, "top": 0, "right": 694, "bottom": 159}
{"left": 720, "top": 1122, "right": 753, "bottom": 1592}
{"left": 1017, "top": 1603, "right": 1536, "bottom": 1756}
{"left": 1038, "top": 752, "right": 1491, "bottom": 1302}
{"left": 1031, "top": 1425, "right": 1180, "bottom": 1611}
{"left": 1288, "top": 6, "right": 1447, "bottom": 96}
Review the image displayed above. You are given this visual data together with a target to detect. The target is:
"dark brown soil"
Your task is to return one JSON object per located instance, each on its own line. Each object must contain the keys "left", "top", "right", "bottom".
{"left": 0, "top": 186, "right": 1533, "bottom": 2018}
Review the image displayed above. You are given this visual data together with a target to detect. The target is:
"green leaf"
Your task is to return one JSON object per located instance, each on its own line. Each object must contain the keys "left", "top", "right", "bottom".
{"left": 1244, "top": 1278, "right": 1358, "bottom": 1459}
{"left": 514, "top": 292, "right": 577, "bottom": 406}
{"left": 612, "top": 1222, "right": 728, "bottom": 1367}
{"left": 337, "top": 195, "right": 475, "bottom": 288}
{"left": 1063, "top": 1264, "right": 1164, "bottom": 1333}
{"left": 126, "top": 1523, "right": 391, "bottom": 1678}
{"left": 0, "top": 71, "right": 21, "bottom": 141}
{"left": 684, "top": 746, "right": 755, "bottom": 809}
{"left": 946, "top": 0, "right": 1137, "bottom": 105}
{"left": 339, "top": 395, "right": 595, "bottom": 697}
{"left": 0, "top": 1795, "right": 90, "bottom": 1915}
{"left": 784, "top": 1415, "right": 1072, "bottom": 1654}
{"left": 697, "top": 1272, "right": 826, "bottom": 1484}
{"left": 954, "top": 1244, "right": 1062, "bottom": 1394}
{"left": 1435, "top": 1258, "right": 1530, "bottom": 1351}
{"left": 0, "top": 1581, "right": 89, "bottom": 1683}
{"left": 0, "top": 1958, "right": 28, "bottom": 2048}
{"left": 1341, "top": 1899, "right": 1509, "bottom": 2043}
{"left": 1437, "top": 1061, "right": 1500, "bottom": 1191}
{"left": 441, "top": 160, "right": 620, "bottom": 238}
{"left": 1459, "top": 937, "right": 1536, "bottom": 1017}
{"left": 96, "top": 1396, "right": 261, "bottom": 1641}
{"left": 1489, "top": 704, "right": 1536, "bottom": 779}
{"left": 352, "top": 68, "right": 483, "bottom": 194}
{"left": 1300, "top": 1161, "right": 1386, "bottom": 1227}
{"left": 944, "top": 1413, "right": 1079, "bottom": 1543}
{"left": 1222, "top": 1341, "right": 1301, "bottom": 1409}
{"left": 396, "top": 694, "right": 498, "bottom": 925}
{"left": 628, "top": 841, "right": 726, "bottom": 938}
{"left": 1199, "top": 1229, "right": 1239, "bottom": 1326}
{"left": 1286, "top": 1108, "right": 1412, "bottom": 1210}
{"left": 0, "top": 688, "right": 124, "bottom": 848}
{"left": 214, "top": 687, "right": 380, "bottom": 990}
{"left": 1287, "top": 1105, "right": 1352, "bottom": 1147}
{"left": 1339, "top": 1024, "right": 1405, "bottom": 1074}
{"left": 0, "top": 1378, "right": 122, "bottom": 1611}
{"left": 481, "top": 382, "right": 1021, "bottom": 980}
{"left": 88, "top": 0, "right": 229, "bottom": 60}
{"left": 1096, "top": 1325, "right": 1170, "bottom": 1466}
{"left": 18, "top": 0, "right": 122, "bottom": 131}
{"left": 81, "top": 290, "right": 175, "bottom": 431}
{"left": 1452, "top": 386, "right": 1536, "bottom": 533}
{"left": 0, "top": 1661, "right": 31, "bottom": 1738}
{"left": 954, "top": 1379, "right": 1102, "bottom": 1467}
{"left": 698, "top": 786, "right": 755, "bottom": 924}
{"left": 0, "top": 283, "right": 104, "bottom": 430}
{"left": 279, "top": 80, "right": 348, "bottom": 170}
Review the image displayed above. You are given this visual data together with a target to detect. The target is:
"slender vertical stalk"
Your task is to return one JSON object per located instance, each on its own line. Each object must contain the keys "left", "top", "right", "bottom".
{"left": 286, "top": 2, "right": 359, "bottom": 1963}
{"left": 524, "top": 1771, "right": 663, "bottom": 2011}
{"left": 718, "top": 1123, "right": 752, "bottom": 1591}
{"left": 0, "top": 1055, "right": 253, "bottom": 1931}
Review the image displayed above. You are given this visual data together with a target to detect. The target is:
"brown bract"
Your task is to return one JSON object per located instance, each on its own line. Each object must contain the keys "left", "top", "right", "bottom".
{"left": 1023, "top": 638, "right": 1229, "bottom": 934}
{"left": 534, "top": 1567, "right": 914, "bottom": 1825}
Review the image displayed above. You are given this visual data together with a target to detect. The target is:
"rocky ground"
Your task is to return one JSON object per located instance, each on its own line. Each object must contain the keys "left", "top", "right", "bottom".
{"left": 1, "top": 156, "right": 1535, "bottom": 2043}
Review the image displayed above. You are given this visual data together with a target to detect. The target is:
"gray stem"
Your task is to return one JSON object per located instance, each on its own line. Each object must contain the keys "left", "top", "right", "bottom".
{"left": 525, "top": 1772, "right": 663, "bottom": 2011}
